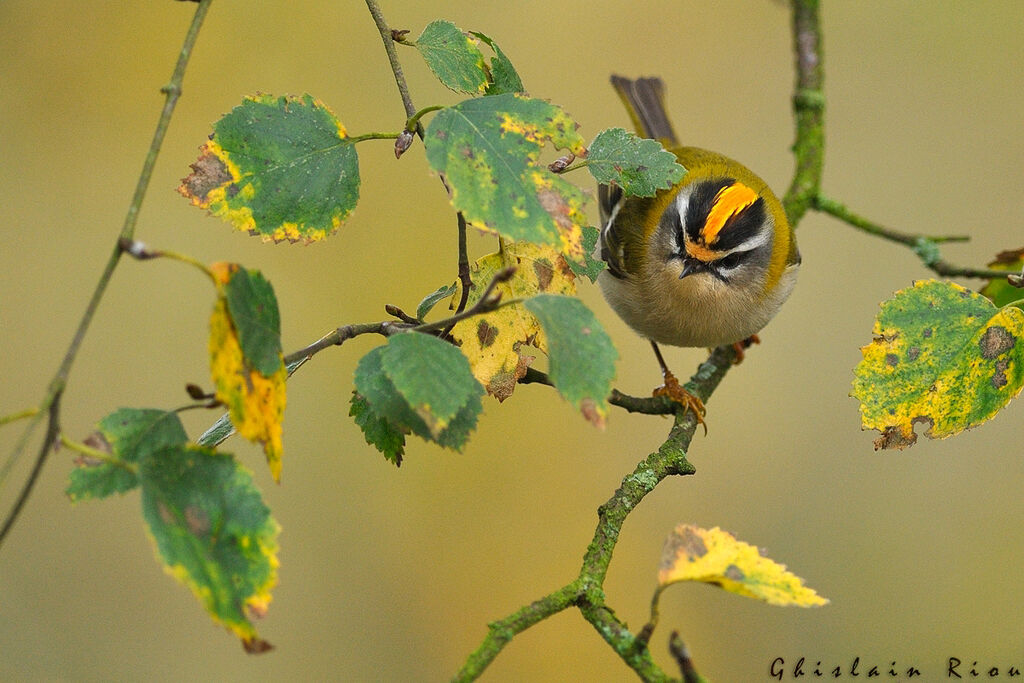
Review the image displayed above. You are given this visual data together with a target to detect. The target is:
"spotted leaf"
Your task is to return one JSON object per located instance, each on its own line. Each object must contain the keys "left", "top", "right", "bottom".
{"left": 585, "top": 127, "right": 686, "bottom": 197}
{"left": 658, "top": 525, "right": 827, "bottom": 607}
{"left": 179, "top": 94, "right": 358, "bottom": 243}
{"left": 449, "top": 239, "right": 577, "bottom": 401}
{"left": 852, "top": 280, "right": 1024, "bottom": 449}
{"left": 141, "top": 441, "right": 279, "bottom": 653}
{"left": 424, "top": 94, "right": 588, "bottom": 258}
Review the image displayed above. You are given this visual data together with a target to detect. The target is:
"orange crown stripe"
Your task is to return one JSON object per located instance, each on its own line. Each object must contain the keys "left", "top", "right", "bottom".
{"left": 702, "top": 182, "right": 759, "bottom": 243}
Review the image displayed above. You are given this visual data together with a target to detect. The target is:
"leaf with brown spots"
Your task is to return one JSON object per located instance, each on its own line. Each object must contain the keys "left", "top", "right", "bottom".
{"left": 179, "top": 94, "right": 358, "bottom": 243}
{"left": 656, "top": 525, "right": 827, "bottom": 607}
{"left": 141, "top": 442, "right": 279, "bottom": 653}
{"left": 69, "top": 408, "right": 279, "bottom": 652}
{"left": 449, "top": 239, "right": 577, "bottom": 400}
{"left": 852, "top": 280, "right": 1024, "bottom": 449}
{"left": 423, "top": 94, "right": 588, "bottom": 258}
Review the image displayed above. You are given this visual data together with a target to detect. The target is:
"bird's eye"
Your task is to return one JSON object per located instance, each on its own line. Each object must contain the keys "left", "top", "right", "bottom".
{"left": 716, "top": 252, "right": 745, "bottom": 270}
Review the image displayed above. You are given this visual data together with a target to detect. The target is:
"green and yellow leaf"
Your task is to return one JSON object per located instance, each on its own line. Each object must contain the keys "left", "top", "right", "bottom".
{"left": 469, "top": 31, "right": 525, "bottom": 95}
{"left": 140, "top": 443, "right": 279, "bottom": 653}
{"left": 658, "top": 525, "right": 827, "bottom": 607}
{"left": 449, "top": 239, "right": 577, "bottom": 400}
{"left": 564, "top": 225, "right": 606, "bottom": 283}
{"left": 852, "top": 280, "right": 1024, "bottom": 450}
{"left": 210, "top": 263, "right": 286, "bottom": 480}
{"left": 179, "top": 94, "right": 358, "bottom": 243}
{"left": 423, "top": 94, "right": 588, "bottom": 258}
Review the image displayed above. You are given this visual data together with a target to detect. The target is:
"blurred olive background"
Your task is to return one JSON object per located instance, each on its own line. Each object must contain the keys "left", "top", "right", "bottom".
{"left": 2, "top": 1, "right": 1023, "bottom": 680}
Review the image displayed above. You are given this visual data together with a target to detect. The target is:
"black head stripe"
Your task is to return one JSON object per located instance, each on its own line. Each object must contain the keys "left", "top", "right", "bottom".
{"left": 685, "top": 178, "right": 735, "bottom": 243}
{"left": 710, "top": 197, "right": 767, "bottom": 251}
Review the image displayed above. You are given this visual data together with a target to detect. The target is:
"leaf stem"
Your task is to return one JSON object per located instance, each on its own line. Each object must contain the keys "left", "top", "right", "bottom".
{"left": 348, "top": 131, "right": 402, "bottom": 143}
{"left": 60, "top": 435, "right": 138, "bottom": 474}
{"left": 118, "top": 238, "right": 216, "bottom": 281}
{"left": 0, "top": 408, "right": 39, "bottom": 428}
{"left": 406, "top": 105, "right": 444, "bottom": 133}
{"left": 0, "top": 0, "right": 213, "bottom": 550}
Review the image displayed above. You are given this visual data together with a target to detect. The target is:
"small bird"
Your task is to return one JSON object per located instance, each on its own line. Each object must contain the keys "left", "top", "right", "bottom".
{"left": 598, "top": 76, "right": 800, "bottom": 424}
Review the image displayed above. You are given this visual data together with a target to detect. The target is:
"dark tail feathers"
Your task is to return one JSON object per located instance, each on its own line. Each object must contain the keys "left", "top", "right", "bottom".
{"left": 609, "top": 75, "right": 678, "bottom": 146}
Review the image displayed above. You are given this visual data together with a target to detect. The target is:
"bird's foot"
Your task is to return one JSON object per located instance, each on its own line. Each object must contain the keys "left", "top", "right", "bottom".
{"left": 653, "top": 370, "right": 707, "bottom": 434}
{"left": 731, "top": 334, "right": 760, "bottom": 364}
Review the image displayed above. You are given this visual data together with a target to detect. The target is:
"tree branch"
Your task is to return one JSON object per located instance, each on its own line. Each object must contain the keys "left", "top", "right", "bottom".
{"left": 0, "top": 0, "right": 213, "bottom": 549}
{"left": 365, "top": 0, "right": 420, "bottom": 130}
{"left": 783, "top": 0, "right": 825, "bottom": 227}
{"left": 814, "top": 195, "right": 1013, "bottom": 280}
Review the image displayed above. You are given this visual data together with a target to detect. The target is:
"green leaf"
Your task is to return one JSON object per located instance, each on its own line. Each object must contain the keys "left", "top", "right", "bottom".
{"left": 354, "top": 346, "right": 431, "bottom": 440}
{"left": 980, "top": 247, "right": 1024, "bottom": 307}
{"left": 140, "top": 444, "right": 278, "bottom": 653}
{"left": 352, "top": 336, "right": 484, "bottom": 453}
{"left": 423, "top": 93, "right": 588, "bottom": 258}
{"left": 524, "top": 294, "right": 617, "bottom": 426}
{"left": 585, "top": 127, "right": 686, "bottom": 197}
{"left": 565, "top": 225, "right": 606, "bottom": 283}
{"left": 224, "top": 267, "right": 283, "bottom": 377}
{"left": 417, "top": 282, "right": 458, "bottom": 321}
{"left": 68, "top": 409, "right": 187, "bottom": 502}
{"left": 349, "top": 392, "right": 406, "bottom": 466}
{"left": 852, "top": 280, "right": 1024, "bottom": 449}
{"left": 179, "top": 93, "right": 358, "bottom": 243}
{"left": 380, "top": 333, "right": 484, "bottom": 438}
{"left": 415, "top": 20, "right": 488, "bottom": 94}
{"left": 470, "top": 31, "right": 525, "bottom": 95}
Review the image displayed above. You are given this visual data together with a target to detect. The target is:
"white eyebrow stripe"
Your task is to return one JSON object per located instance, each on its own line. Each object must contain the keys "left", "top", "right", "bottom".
{"left": 724, "top": 228, "right": 771, "bottom": 254}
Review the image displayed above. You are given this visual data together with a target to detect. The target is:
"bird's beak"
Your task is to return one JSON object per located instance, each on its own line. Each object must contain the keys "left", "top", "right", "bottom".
{"left": 679, "top": 256, "right": 704, "bottom": 279}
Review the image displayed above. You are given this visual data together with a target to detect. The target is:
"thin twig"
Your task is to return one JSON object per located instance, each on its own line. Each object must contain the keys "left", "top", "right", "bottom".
{"left": 417, "top": 266, "right": 517, "bottom": 335}
{"left": 454, "top": 213, "right": 472, "bottom": 315}
{"left": 365, "top": 0, "right": 421, "bottom": 133}
{"left": 452, "top": 582, "right": 585, "bottom": 683}
{"left": 283, "top": 321, "right": 404, "bottom": 367}
{"left": 0, "top": 0, "right": 213, "bottom": 549}
{"left": 669, "top": 632, "right": 707, "bottom": 683}
{"left": 814, "top": 195, "right": 1012, "bottom": 280}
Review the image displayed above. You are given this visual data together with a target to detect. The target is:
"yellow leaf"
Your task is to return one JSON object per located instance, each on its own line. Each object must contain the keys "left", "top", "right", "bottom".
{"left": 450, "top": 240, "right": 577, "bottom": 400}
{"left": 659, "top": 525, "right": 827, "bottom": 607}
{"left": 209, "top": 263, "right": 286, "bottom": 481}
